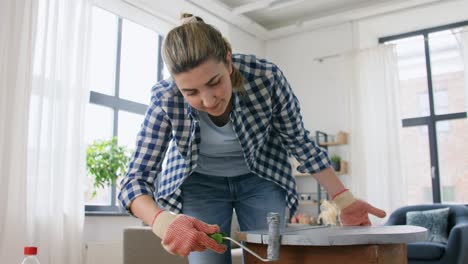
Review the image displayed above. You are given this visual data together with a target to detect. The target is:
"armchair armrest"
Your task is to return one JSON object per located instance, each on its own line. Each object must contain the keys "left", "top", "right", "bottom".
{"left": 444, "top": 224, "right": 468, "bottom": 264}
{"left": 384, "top": 209, "right": 407, "bottom": 226}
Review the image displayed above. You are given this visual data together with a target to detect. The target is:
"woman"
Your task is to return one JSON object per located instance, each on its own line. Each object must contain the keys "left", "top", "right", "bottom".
{"left": 118, "top": 13, "right": 386, "bottom": 264}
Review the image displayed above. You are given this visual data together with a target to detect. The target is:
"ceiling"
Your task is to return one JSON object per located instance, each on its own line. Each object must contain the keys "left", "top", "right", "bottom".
{"left": 220, "top": 0, "right": 393, "bottom": 30}
{"left": 184, "top": 0, "right": 453, "bottom": 39}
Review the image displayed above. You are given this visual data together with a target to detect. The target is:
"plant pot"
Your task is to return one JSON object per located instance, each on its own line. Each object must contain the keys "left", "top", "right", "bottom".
{"left": 331, "top": 161, "right": 341, "bottom": 172}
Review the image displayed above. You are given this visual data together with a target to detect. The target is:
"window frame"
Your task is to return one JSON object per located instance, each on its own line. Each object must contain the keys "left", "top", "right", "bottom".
{"left": 379, "top": 20, "right": 468, "bottom": 203}
{"left": 85, "top": 13, "right": 164, "bottom": 215}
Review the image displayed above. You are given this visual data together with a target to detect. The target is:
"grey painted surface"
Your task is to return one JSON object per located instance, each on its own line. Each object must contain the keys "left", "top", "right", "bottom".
{"left": 242, "top": 225, "right": 427, "bottom": 246}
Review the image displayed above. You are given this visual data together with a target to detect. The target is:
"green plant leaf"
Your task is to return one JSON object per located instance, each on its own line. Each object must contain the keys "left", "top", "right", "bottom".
{"left": 330, "top": 155, "right": 341, "bottom": 163}
{"left": 86, "top": 137, "right": 130, "bottom": 196}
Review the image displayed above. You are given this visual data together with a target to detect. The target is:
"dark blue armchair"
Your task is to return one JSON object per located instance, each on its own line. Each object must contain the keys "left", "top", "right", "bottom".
{"left": 385, "top": 204, "right": 468, "bottom": 264}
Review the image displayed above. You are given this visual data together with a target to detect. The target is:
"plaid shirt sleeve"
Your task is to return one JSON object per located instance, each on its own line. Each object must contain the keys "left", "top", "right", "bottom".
{"left": 118, "top": 98, "right": 172, "bottom": 214}
{"left": 270, "top": 67, "right": 331, "bottom": 174}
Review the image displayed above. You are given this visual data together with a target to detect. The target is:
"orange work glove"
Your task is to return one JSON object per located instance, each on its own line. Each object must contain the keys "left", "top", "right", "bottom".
{"left": 151, "top": 210, "right": 227, "bottom": 256}
{"left": 332, "top": 189, "right": 387, "bottom": 226}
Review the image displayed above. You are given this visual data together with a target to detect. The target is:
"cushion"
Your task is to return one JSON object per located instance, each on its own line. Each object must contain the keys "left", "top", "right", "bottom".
{"left": 406, "top": 207, "right": 449, "bottom": 244}
{"left": 407, "top": 241, "right": 446, "bottom": 260}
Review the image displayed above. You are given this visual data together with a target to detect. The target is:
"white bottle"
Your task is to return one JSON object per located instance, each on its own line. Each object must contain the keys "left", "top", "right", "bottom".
{"left": 21, "top": 247, "right": 41, "bottom": 264}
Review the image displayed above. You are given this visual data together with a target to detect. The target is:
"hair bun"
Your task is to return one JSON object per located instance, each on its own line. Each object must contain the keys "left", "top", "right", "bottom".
{"left": 180, "top": 13, "right": 204, "bottom": 25}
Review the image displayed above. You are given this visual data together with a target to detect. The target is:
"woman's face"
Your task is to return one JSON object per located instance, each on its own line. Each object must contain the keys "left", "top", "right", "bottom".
{"left": 173, "top": 57, "right": 233, "bottom": 117}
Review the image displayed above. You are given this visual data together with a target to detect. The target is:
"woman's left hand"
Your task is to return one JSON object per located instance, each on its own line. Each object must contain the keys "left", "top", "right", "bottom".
{"left": 339, "top": 199, "right": 386, "bottom": 226}
{"left": 332, "top": 190, "right": 386, "bottom": 226}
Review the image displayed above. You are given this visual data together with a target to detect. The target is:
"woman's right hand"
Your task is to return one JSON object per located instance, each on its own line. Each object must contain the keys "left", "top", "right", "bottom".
{"left": 152, "top": 211, "right": 227, "bottom": 256}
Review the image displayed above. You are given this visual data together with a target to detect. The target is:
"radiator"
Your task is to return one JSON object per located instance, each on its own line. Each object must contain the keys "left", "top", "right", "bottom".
{"left": 85, "top": 241, "right": 122, "bottom": 264}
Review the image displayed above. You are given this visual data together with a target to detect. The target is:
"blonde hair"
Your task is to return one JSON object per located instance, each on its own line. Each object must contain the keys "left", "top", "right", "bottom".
{"left": 162, "top": 13, "right": 244, "bottom": 91}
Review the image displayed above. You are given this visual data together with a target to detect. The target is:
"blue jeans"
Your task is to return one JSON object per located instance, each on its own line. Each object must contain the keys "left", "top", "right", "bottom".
{"left": 181, "top": 172, "right": 287, "bottom": 264}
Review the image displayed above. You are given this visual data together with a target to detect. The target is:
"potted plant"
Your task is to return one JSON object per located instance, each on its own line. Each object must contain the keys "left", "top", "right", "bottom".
{"left": 330, "top": 155, "right": 341, "bottom": 172}
{"left": 86, "top": 137, "right": 130, "bottom": 197}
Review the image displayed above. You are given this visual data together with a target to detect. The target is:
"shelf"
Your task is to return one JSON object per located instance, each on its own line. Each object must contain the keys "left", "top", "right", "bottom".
{"left": 319, "top": 141, "right": 346, "bottom": 147}
{"left": 298, "top": 200, "right": 317, "bottom": 206}
{"left": 318, "top": 131, "right": 348, "bottom": 147}
{"left": 294, "top": 130, "right": 350, "bottom": 215}
{"left": 333, "top": 161, "right": 348, "bottom": 175}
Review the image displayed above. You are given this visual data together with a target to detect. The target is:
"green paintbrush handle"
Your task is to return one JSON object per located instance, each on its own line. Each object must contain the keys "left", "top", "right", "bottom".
{"left": 209, "top": 232, "right": 227, "bottom": 244}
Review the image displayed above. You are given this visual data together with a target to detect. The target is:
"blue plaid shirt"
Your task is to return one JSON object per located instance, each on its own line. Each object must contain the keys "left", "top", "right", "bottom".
{"left": 118, "top": 54, "right": 331, "bottom": 217}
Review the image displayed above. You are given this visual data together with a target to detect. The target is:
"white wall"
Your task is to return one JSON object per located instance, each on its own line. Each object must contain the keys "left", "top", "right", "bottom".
{"left": 84, "top": 215, "right": 141, "bottom": 264}
{"left": 266, "top": 23, "right": 353, "bottom": 134}
{"left": 84, "top": 1, "right": 264, "bottom": 263}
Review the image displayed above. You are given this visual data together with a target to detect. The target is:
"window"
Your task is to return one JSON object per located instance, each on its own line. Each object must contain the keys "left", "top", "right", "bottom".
{"left": 85, "top": 6, "right": 164, "bottom": 214}
{"left": 380, "top": 21, "right": 468, "bottom": 205}
{"left": 418, "top": 90, "right": 450, "bottom": 135}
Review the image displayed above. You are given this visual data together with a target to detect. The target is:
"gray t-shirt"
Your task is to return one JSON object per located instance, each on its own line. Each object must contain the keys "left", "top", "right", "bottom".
{"left": 194, "top": 112, "right": 250, "bottom": 176}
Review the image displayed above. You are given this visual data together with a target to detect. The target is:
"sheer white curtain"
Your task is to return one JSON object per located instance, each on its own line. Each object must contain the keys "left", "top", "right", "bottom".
{"left": 0, "top": 0, "right": 38, "bottom": 261}
{"left": 344, "top": 44, "right": 406, "bottom": 225}
{"left": 1, "top": 0, "right": 92, "bottom": 262}
{"left": 27, "top": 0, "right": 92, "bottom": 262}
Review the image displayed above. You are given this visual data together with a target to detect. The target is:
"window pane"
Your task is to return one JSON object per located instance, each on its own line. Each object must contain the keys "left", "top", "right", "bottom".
{"left": 429, "top": 29, "right": 467, "bottom": 115}
{"left": 417, "top": 90, "right": 449, "bottom": 117}
{"left": 89, "top": 7, "right": 117, "bottom": 95}
{"left": 84, "top": 104, "right": 114, "bottom": 205}
{"left": 84, "top": 103, "right": 113, "bottom": 145}
{"left": 118, "top": 110, "right": 144, "bottom": 151}
{"left": 400, "top": 126, "right": 433, "bottom": 204}
{"left": 436, "top": 119, "right": 468, "bottom": 203}
{"left": 86, "top": 181, "right": 112, "bottom": 206}
{"left": 390, "top": 36, "right": 430, "bottom": 119}
{"left": 119, "top": 19, "right": 158, "bottom": 104}
{"left": 116, "top": 110, "right": 143, "bottom": 206}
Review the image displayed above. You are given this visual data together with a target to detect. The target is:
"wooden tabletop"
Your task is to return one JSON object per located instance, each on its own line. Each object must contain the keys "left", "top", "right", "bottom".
{"left": 238, "top": 225, "right": 427, "bottom": 246}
